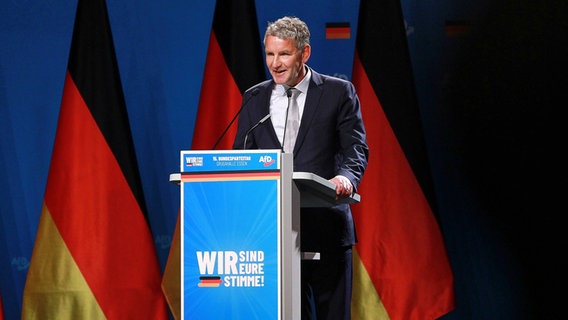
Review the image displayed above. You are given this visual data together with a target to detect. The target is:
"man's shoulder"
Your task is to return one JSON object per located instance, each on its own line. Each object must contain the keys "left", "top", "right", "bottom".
{"left": 247, "top": 79, "right": 272, "bottom": 92}
{"left": 309, "top": 68, "right": 350, "bottom": 83}
{"left": 311, "top": 70, "right": 354, "bottom": 91}
{"left": 242, "top": 80, "right": 273, "bottom": 99}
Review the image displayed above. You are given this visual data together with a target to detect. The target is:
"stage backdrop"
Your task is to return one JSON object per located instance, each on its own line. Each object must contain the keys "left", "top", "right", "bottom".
{"left": 2, "top": 0, "right": 549, "bottom": 319}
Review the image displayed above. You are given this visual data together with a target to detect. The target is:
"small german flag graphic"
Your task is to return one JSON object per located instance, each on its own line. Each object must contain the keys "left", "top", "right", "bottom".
{"left": 325, "top": 22, "right": 351, "bottom": 39}
{"left": 444, "top": 20, "right": 471, "bottom": 37}
{"left": 198, "top": 276, "right": 223, "bottom": 287}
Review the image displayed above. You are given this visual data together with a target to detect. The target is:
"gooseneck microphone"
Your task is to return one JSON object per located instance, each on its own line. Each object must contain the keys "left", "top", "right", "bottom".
{"left": 211, "top": 87, "right": 260, "bottom": 150}
{"left": 280, "top": 87, "right": 293, "bottom": 152}
{"left": 243, "top": 114, "right": 271, "bottom": 149}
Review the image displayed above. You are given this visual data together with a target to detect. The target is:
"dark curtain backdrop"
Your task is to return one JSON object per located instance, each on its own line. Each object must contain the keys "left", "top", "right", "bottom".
{"left": 1, "top": 0, "right": 563, "bottom": 319}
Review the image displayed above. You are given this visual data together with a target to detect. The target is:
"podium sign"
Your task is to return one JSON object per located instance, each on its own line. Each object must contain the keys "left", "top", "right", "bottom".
{"left": 180, "top": 150, "right": 288, "bottom": 319}
{"left": 175, "top": 149, "right": 358, "bottom": 319}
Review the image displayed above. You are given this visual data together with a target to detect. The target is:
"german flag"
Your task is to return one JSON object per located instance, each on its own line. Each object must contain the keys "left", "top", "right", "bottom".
{"left": 445, "top": 20, "right": 471, "bottom": 37}
{"left": 161, "top": 0, "right": 265, "bottom": 318}
{"left": 191, "top": 0, "right": 266, "bottom": 150}
{"left": 325, "top": 22, "right": 351, "bottom": 39}
{"left": 351, "top": 0, "right": 455, "bottom": 319}
{"left": 21, "top": 0, "right": 168, "bottom": 318}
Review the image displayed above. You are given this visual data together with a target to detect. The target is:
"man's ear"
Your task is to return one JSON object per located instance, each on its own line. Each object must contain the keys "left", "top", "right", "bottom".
{"left": 302, "top": 44, "right": 311, "bottom": 63}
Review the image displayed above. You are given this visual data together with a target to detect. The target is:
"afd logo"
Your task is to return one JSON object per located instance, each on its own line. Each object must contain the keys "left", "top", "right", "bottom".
{"left": 12, "top": 256, "right": 30, "bottom": 271}
{"left": 155, "top": 234, "right": 172, "bottom": 250}
{"left": 259, "top": 155, "right": 275, "bottom": 167}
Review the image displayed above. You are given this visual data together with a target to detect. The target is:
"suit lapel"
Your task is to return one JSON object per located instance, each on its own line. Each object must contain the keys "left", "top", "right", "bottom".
{"left": 293, "top": 69, "right": 324, "bottom": 154}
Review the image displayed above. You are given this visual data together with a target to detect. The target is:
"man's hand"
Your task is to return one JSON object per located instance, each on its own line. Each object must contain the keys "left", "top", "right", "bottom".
{"left": 329, "top": 175, "right": 353, "bottom": 199}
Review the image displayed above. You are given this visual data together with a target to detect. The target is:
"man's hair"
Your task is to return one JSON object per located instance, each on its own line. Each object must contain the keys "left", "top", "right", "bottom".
{"left": 264, "top": 16, "right": 310, "bottom": 50}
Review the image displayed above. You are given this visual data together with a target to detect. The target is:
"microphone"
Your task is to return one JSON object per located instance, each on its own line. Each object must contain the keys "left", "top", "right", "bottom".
{"left": 280, "top": 87, "right": 293, "bottom": 152}
{"left": 243, "top": 114, "right": 271, "bottom": 149}
{"left": 211, "top": 87, "right": 260, "bottom": 150}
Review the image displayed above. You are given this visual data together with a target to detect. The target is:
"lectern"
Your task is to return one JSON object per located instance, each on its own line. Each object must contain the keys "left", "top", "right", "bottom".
{"left": 171, "top": 149, "right": 359, "bottom": 319}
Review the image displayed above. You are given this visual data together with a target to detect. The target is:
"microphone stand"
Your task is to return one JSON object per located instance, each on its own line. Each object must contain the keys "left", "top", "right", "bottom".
{"left": 243, "top": 114, "right": 271, "bottom": 149}
{"left": 281, "top": 88, "right": 293, "bottom": 152}
{"left": 211, "top": 88, "right": 260, "bottom": 150}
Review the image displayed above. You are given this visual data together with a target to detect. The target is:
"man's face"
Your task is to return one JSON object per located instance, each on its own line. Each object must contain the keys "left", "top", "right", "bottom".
{"left": 264, "top": 35, "right": 310, "bottom": 87}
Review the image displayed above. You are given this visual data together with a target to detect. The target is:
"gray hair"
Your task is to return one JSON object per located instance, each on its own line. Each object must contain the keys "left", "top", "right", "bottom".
{"left": 264, "top": 16, "right": 310, "bottom": 50}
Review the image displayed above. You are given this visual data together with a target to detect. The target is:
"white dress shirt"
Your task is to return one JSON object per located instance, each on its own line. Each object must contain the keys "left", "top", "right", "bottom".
{"left": 270, "top": 67, "right": 311, "bottom": 146}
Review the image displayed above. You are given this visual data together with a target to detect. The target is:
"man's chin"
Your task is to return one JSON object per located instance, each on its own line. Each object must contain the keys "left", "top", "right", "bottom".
{"left": 271, "top": 74, "right": 288, "bottom": 84}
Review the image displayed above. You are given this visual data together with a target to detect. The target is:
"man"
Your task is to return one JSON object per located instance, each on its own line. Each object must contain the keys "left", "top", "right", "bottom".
{"left": 233, "top": 16, "right": 369, "bottom": 319}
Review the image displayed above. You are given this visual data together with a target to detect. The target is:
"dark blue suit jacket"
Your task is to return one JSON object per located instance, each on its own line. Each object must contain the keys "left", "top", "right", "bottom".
{"left": 233, "top": 68, "right": 369, "bottom": 251}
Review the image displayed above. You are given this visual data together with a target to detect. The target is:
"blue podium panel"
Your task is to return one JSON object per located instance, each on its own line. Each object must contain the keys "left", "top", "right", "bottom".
{"left": 180, "top": 150, "right": 283, "bottom": 320}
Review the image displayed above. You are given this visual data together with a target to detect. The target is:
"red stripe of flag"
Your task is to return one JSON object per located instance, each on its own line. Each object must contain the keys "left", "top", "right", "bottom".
{"left": 0, "top": 294, "right": 4, "bottom": 320}
{"left": 200, "top": 279, "right": 223, "bottom": 284}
